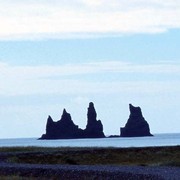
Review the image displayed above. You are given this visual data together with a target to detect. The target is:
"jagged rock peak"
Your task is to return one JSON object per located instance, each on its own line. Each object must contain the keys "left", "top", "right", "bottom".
{"left": 39, "top": 102, "right": 105, "bottom": 139}
{"left": 62, "top": 108, "right": 68, "bottom": 117}
{"left": 120, "top": 104, "right": 153, "bottom": 137}
{"left": 129, "top": 104, "right": 142, "bottom": 117}
{"left": 63, "top": 108, "right": 67, "bottom": 114}
{"left": 61, "top": 108, "right": 72, "bottom": 122}
{"left": 46, "top": 116, "right": 54, "bottom": 127}
{"left": 47, "top": 115, "right": 53, "bottom": 123}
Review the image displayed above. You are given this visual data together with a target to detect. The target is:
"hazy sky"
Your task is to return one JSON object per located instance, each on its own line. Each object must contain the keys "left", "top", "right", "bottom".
{"left": 0, "top": 0, "right": 180, "bottom": 138}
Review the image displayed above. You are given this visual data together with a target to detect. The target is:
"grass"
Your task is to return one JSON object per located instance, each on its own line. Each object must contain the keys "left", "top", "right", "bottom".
{"left": 2, "top": 146, "right": 180, "bottom": 167}
{"left": 0, "top": 146, "right": 180, "bottom": 179}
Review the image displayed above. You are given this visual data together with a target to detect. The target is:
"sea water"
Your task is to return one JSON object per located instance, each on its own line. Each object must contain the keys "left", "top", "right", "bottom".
{"left": 0, "top": 133, "right": 180, "bottom": 148}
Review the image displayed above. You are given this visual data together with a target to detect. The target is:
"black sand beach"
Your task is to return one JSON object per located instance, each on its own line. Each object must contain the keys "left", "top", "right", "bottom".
{"left": 0, "top": 146, "right": 179, "bottom": 179}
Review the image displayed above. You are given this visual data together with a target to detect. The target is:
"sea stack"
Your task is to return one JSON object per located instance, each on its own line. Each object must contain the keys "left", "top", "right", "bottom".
{"left": 39, "top": 102, "right": 105, "bottom": 139}
{"left": 39, "top": 109, "right": 83, "bottom": 139}
{"left": 84, "top": 102, "right": 105, "bottom": 138}
{"left": 120, "top": 104, "right": 153, "bottom": 137}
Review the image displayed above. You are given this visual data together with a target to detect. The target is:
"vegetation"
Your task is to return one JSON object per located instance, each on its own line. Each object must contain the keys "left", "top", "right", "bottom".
{"left": 0, "top": 146, "right": 179, "bottom": 179}
{"left": 1, "top": 146, "right": 180, "bottom": 167}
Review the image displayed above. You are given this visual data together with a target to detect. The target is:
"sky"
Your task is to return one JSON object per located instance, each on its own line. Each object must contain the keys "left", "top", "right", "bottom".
{"left": 0, "top": 0, "right": 180, "bottom": 138}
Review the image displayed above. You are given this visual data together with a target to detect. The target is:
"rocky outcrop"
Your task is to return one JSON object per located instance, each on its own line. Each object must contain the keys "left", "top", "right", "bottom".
{"left": 120, "top": 104, "right": 153, "bottom": 137}
{"left": 39, "top": 102, "right": 105, "bottom": 139}
{"left": 40, "top": 109, "right": 84, "bottom": 139}
{"left": 84, "top": 102, "right": 105, "bottom": 138}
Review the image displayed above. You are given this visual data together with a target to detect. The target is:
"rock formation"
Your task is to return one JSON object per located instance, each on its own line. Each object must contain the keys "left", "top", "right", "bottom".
{"left": 40, "top": 109, "right": 83, "bottom": 139}
{"left": 120, "top": 104, "right": 153, "bottom": 137}
{"left": 39, "top": 102, "right": 105, "bottom": 139}
{"left": 84, "top": 102, "right": 105, "bottom": 138}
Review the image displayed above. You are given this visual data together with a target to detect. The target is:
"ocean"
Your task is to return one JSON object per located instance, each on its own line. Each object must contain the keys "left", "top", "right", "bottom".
{"left": 0, "top": 133, "right": 180, "bottom": 148}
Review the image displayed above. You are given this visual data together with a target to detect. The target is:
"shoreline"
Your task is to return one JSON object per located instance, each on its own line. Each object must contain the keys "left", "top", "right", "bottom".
{"left": 1, "top": 133, "right": 180, "bottom": 148}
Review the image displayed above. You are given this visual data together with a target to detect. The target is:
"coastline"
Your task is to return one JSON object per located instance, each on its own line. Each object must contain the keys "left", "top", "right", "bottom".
{"left": 0, "top": 133, "right": 180, "bottom": 148}
{"left": 0, "top": 146, "right": 180, "bottom": 179}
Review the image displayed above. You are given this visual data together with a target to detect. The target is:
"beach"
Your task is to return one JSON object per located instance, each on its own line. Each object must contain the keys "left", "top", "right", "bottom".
{"left": 0, "top": 146, "right": 180, "bottom": 179}
{"left": 1, "top": 163, "right": 180, "bottom": 179}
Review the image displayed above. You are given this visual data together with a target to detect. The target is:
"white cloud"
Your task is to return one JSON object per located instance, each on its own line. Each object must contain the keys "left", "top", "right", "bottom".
{"left": 1, "top": 61, "right": 180, "bottom": 79}
{"left": 0, "top": 0, "right": 179, "bottom": 40}
{"left": 0, "top": 61, "right": 179, "bottom": 96}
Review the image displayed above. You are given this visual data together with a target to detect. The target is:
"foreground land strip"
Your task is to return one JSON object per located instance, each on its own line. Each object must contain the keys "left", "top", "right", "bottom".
{"left": 1, "top": 163, "right": 180, "bottom": 179}
{"left": 0, "top": 146, "right": 179, "bottom": 179}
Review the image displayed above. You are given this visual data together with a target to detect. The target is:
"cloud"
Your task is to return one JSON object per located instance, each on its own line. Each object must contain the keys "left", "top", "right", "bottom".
{"left": 0, "top": 61, "right": 180, "bottom": 79}
{"left": 0, "top": 61, "right": 179, "bottom": 96}
{"left": 0, "top": 0, "right": 180, "bottom": 40}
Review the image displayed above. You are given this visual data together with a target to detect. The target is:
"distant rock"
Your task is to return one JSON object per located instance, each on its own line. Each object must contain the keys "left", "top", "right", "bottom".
{"left": 39, "top": 102, "right": 105, "bottom": 139}
{"left": 40, "top": 109, "right": 83, "bottom": 139}
{"left": 84, "top": 102, "right": 105, "bottom": 138}
{"left": 120, "top": 104, "right": 153, "bottom": 137}
{"left": 108, "top": 135, "right": 120, "bottom": 138}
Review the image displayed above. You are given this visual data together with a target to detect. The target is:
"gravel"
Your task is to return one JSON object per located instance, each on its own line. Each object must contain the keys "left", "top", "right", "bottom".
{"left": 0, "top": 152, "right": 179, "bottom": 179}
{"left": 0, "top": 162, "right": 180, "bottom": 179}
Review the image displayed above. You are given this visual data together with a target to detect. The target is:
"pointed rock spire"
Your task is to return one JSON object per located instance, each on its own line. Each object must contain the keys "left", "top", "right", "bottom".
{"left": 47, "top": 115, "right": 53, "bottom": 124}
{"left": 60, "top": 108, "right": 73, "bottom": 124}
{"left": 85, "top": 102, "right": 105, "bottom": 138}
{"left": 87, "top": 102, "right": 97, "bottom": 124}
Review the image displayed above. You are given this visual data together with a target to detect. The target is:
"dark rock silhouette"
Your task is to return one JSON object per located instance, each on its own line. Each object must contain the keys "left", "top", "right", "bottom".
{"left": 40, "top": 109, "right": 84, "bottom": 139}
{"left": 40, "top": 102, "right": 105, "bottom": 139}
{"left": 84, "top": 102, "right": 105, "bottom": 138}
{"left": 120, "top": 104, "right": 153, "bottom": 137}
